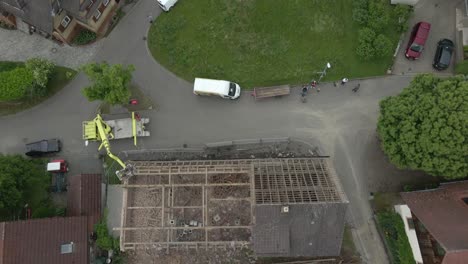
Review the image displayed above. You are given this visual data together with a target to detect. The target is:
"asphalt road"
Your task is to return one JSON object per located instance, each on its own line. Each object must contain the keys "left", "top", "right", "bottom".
{"left": 0, "top": 0, "right": 435, "bottom": 263}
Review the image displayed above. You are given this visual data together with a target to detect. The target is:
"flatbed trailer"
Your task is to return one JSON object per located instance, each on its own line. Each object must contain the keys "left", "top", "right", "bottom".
{"left": 252, "top": 85, "right": 290, "bottom": 100}
{"left": 83, "top": 113, "right": 150, "bottom": 144}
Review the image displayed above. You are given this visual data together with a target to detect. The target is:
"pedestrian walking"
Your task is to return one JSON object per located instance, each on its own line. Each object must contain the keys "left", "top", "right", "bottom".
{"left": 341, "top": 78, "right": 348, "bottom": 85}
{"left": 352, "top": 83, "right": 360, "bottom": 93}
{"left": 147, "top": 15, "right": 154, "bottom": 24}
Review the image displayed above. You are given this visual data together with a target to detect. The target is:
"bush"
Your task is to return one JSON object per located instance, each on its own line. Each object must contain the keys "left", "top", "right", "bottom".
{"left": 0, "top": 67, "right": 34, "bottom": 100}
{"left": 377, "top": 212, "right": 414, "bottom": 264}
{"left": 393, "top": 4, "right": 412, "bottom": 33}
{"left": 356, "top": 28, "right": 376, "bottom": 60}
{"left": 25, "top": 58, "right": 55, "bottom": 96}
{"left": 73, "top": 29, "right": 97, "bottom": 45}
{"left": 373, "top": 34, "right": 394, "bottom": 57}
{"left": 94, "top": 211, "right": 126, "bottom": 264}
{"left": 352, "top": 0, "right": 369, "bottom": 25}
{"left": 368, "top": 0, "right": 390, "bottom": 32}
{"left": 455, "top": 60, "right": 468, "bottom": 75}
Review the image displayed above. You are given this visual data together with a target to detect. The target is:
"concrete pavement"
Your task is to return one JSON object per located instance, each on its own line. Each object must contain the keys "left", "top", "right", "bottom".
{"left": 0, "top": 0, "right": 435, "bottom": 263}
{"left": 0, "top": 28, "right": 102, "bottom": 69}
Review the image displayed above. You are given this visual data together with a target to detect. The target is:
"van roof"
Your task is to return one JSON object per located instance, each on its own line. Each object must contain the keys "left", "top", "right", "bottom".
{"left": 194, "top": 78, "right": 230, "bottom": 95}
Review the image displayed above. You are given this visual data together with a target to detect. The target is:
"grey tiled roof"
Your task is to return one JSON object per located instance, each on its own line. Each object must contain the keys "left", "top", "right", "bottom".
{"left": 253, "top": 203, "right": 348, "bottom": 257}
{"left": 0, "top": 0, "right": 53, "bottom": 33}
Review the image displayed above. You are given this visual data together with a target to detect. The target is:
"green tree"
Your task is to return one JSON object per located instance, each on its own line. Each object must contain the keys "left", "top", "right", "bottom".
{"left": 356, "top": 27, "right": 376, "bottom": 61}
{"left": 377, "top": 74, "right": 468, "bottom": 179}
{"left": 0, "top": 67, "right": 34, "bottom": 101}
{"left": 373, "top": 34, "right": 393, "bottom": 57}
{"left": 81, "top": 62, "right": 135, "bottom": 105}
{"left": 25, "top": 58, "right": 55, "bottom": 96}
{"left": 0, "top": 155, "right": 50, "bottom": 220}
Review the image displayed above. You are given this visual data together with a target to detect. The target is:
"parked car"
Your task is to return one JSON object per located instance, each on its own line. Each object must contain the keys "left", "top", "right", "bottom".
{"left": 405, "top": 22, "right": 431, "bottom": 60}
{"left": 156, "top": 0, "right": 178, "bottom": 11}
{"left": 433, "top": 39, "right": 454, "bottom": 70}
{"left": 25, "top": 139, "right": 61, "bottom": 157}
{"left": 193, "top": 78, "right": 241, "bottom": 100}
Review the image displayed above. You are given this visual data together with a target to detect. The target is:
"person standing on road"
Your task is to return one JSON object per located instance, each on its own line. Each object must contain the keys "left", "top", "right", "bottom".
{"left": 341, "top": 78, "right": 348, "bottom": 85}
{"left": 147, "top": 15, "right": 154, "bottom": 24}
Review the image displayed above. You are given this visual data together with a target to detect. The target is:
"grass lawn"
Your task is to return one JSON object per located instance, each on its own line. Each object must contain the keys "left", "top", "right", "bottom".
{"left": 0, "top": 62, "right": 77, "bottom": 116}
{"left": 148, "top": 0, "right": 400, "bottom": 88}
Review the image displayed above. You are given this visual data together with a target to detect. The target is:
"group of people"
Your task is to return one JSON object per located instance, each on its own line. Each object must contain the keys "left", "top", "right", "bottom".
{"left": 303, "top": 78, "right": 359, "bottom": 95}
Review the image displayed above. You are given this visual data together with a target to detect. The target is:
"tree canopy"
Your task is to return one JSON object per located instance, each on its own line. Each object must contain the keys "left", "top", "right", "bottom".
{"left": 25, "top": 58, "right": 55, "bottom": 96}
{"left": 81, "top": 62, "right": 135, "bottom": 105}
{"left": 377, "top": 74, "right": 468, "bottom": 179}
{"left": 0, "top": 155, "right": 49, "bottom": 220}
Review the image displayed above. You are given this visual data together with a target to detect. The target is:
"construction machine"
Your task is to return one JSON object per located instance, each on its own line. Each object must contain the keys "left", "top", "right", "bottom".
{"left": 82, "top": 112, "right": 150, "bottom": 180}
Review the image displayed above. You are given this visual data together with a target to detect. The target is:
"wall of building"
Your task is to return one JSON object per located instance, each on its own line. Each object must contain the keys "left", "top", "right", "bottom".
{"left": 394, "top": 204, "right": 424, "bottom": 264}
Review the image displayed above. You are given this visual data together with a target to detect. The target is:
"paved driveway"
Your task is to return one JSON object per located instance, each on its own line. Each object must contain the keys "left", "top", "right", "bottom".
{"left": 0, "top": 0, "right": 435, "bottom": 263}
{"left": 393, "top": 0, "right": 461, "bottom": 75}
{"left": 0, "top": 28, "right": 102, "bottom": 68}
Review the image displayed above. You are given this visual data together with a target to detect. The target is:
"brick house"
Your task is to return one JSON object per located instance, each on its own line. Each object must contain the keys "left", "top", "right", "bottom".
{"left": 0, "top": 174, "right": 102, "bottom": 264}
{"left": 0, "top": 0, "right": 118, "bottom": 44}
{"left": 400, "top": 181, "right": 468, "bottom": 264}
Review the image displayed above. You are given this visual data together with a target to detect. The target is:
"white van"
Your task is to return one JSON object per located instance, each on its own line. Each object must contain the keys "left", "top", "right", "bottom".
{"left": 156, "top": 0, "right": 178, "bottom": 11}
{"left": 193, "top": 78, "right": 241, "bottom": 100}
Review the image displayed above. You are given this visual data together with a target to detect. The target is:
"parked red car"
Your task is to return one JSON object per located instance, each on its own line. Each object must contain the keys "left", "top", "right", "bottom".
{"left": 405, "top": 22, "right": 431, "bottom": 59}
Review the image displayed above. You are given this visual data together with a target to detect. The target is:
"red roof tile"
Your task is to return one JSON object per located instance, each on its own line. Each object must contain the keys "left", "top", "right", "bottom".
{"left": 442, "top": 251, "right": 468, "bottom": 264}
{"left": 401, "top": 181, "right": 468, "bottom": 254}
{"left": 0, "top": 217, "right": 88, "bottom": 264}
{"left": 67, "top": 174, "right": 102, "bottom": 232}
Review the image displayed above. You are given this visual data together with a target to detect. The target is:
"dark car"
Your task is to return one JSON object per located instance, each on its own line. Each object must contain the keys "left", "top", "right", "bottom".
{"left": 405, "top": 22, "right": 431, "bottom": 60}
{"left": 433, "top": 39, "right": 454, "bottom": 70}
{"left": 25, "top": 139, "right": 61, "bottom": 157}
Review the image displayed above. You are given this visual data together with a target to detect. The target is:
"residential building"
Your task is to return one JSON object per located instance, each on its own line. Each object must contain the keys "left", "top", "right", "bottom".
{"left": 67, "top": 173, "right": 103, "bottom": 232}
{"left": 118, "top": 158, "right": 349, "bottom": 258}
{"left": 0, "top": 0, "right": 118, "bottom": 44}
{"left": 400, "top": 181, "right": 468, "bottom": 264}
{"left": 0, "top": 174, "right": 102, "bottom": 264}
{"left": 0, "top": 216, "right": 89, "bottom": 264}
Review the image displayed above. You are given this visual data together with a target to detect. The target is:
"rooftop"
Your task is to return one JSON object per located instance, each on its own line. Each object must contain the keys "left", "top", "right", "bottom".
{"left": 67, "top": 174, "right": 102, "bottom": 232}
{"left": 401, "top": 181, "right": 468, "bottom": 264}
{"left": 0, "top": 216, "right": 88, "bottom": 264}
{"left": 119, "top": 158, "right": 348, "bottom": 257}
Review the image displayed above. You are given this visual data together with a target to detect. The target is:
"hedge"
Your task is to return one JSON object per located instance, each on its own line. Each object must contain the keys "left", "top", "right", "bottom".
{"left": 0, "top": 67, "right": 34, "bottom": 101}
{"left": 377, "top": 211, "right": 415, "bottom": 264}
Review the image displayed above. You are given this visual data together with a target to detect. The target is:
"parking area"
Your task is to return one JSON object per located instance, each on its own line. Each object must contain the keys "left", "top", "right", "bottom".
{"left": 393, "top": 0, "right": 462, "bottom": 75}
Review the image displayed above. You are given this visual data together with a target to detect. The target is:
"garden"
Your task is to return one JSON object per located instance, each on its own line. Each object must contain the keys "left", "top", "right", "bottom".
{"left": 0, "top": 59, "right": 76, "bottom": 116}
{"left": 148, "top": 0, "right": 411, "bottom": 88}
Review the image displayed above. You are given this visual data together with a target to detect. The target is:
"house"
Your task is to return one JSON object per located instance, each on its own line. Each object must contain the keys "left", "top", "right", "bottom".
{"left": 67, "top": 173, "right": 102, "bottom": 232}
{"left": 0, "top": 0, "right": 118, "bottom": 44}
{"left": 399, "top": 181, "right": 468, "bottom": 264}
{"left": 0, "top": 217, "right": 89, "bottom": 264}
{"left": 118, "top": 158, "right": 349, "bottom": 258}
{"left": 0, "top": 174, "right": 102, "bottom": 264}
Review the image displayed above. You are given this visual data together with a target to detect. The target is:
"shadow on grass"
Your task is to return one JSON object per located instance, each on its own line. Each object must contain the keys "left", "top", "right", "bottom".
{"left": 0, "top": 64, "right": 77, "bottom": 116}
